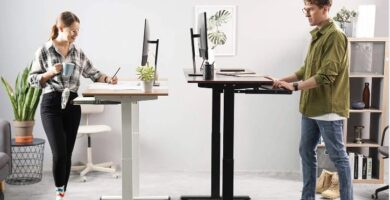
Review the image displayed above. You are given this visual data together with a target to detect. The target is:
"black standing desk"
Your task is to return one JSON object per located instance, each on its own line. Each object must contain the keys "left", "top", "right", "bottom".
{"left": 182, "top": 69, "right": 292, "bottom": 200}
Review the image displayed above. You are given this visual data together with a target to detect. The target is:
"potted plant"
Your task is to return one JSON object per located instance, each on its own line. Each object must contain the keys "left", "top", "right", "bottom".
{"left": 1, "top": 64, "right": 42, "bottom": 143}
{"left": 333, "top": 7, "right": 358, "bottom": 37}
{"left": 136, "top": 63, "right": 155, "bottom": 92}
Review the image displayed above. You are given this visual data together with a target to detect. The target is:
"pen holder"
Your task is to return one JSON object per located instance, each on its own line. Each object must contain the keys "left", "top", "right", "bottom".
{"left": 203, "top": 62, "right": 214, "bottom": 80}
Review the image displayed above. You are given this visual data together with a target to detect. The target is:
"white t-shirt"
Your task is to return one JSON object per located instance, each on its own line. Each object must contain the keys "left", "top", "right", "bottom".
{"left": 309, "top": 113, "right": 346, "bottom": 121}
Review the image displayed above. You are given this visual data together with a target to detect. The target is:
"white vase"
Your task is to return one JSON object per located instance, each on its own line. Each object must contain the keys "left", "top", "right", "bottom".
{"left": 142, "top": 80, "right": 153, "bottom": 93}
{"left": 339, "top": 22, "right": 354, "bottom": 37}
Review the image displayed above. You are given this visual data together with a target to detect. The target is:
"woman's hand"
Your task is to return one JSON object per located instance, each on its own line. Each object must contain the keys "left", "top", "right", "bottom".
{"left": 52, "top": 63, "right": 63, "bottom": 76}
{"left": 106, "top": 76, "right": 118, "bottom": 84}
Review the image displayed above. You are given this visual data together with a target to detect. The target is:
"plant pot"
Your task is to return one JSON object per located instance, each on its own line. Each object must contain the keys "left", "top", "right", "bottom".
{"left": 142, "top": 80, "right": 153, "bottom": 93}
{"left": 339, "top": 22, "right": 354, "bottom": 37}
{"left": 12, "top": 120, "right": 34, "bottom": 143}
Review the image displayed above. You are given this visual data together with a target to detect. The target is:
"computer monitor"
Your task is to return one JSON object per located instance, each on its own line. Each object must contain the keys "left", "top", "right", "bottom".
{"left": 141, "top": 19, "right": 160, "bottom": 86}
{"left": 189, "top": 12, "right": 209, "bottom": 76}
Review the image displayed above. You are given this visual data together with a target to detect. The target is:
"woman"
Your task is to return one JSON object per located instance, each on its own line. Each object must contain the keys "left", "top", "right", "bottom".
{"left": 29, "top": 11, "right": 118, "bottom": 200}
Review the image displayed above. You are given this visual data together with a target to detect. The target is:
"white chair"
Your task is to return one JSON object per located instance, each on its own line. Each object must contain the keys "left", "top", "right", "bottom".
{"left": 71, "top": 105, "right": 117, "bottom": 181}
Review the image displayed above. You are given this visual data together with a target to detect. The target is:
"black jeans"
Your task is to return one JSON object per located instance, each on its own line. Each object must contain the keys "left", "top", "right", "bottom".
{"left": 40, "top": 91, "right": 81, "bottom": 190}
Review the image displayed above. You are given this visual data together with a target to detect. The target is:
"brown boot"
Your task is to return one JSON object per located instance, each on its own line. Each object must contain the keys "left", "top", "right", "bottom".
{"left": 316, "top": 170, "right": 334, "bottom": 193}
{"left": 321, "top": 173, "right": 340, "bottom": 199}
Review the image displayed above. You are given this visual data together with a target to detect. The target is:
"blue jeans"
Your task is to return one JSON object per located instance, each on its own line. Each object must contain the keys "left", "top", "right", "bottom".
{"left": 299, "top": 116, "right": 353, "bottom": 200}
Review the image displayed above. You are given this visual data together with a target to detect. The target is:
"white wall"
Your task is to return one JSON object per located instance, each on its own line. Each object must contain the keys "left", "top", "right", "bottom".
{"left": 0, "top": 0, "right": 388, "bottom": 173}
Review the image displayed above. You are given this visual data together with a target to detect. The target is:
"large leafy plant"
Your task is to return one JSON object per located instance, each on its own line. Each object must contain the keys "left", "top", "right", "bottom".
{"left": 207, "top": 10, "right": 232, "bottom": 50}
{"left": 136, "top": 64, "right": 155, "bottom": 81}
{"left": 1, "top": 64, "right": 42, "bottom": 121}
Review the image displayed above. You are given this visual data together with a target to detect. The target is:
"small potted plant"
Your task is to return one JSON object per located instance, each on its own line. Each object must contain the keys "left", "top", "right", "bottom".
{"left": 1, "top": 64, "right": 42, "bottom": 143}
{"left": 333, "top": 7, "right": 358, "bottom": 37}
{"left": 136, "top": 63, "right": 155, "bottom": 92}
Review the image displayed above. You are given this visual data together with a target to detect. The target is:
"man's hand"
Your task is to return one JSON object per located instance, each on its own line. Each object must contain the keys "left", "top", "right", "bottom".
{"left": 276, "top": 81, "right": 294, "bottom": 91}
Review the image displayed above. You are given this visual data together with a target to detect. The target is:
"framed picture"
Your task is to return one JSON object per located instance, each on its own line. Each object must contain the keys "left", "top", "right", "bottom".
{"left": 195, "top": 5, "right": 236, "bottom": 56}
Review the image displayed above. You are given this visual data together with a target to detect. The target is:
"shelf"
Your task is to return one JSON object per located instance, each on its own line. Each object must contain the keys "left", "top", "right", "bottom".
{"left": 318, "top": 142, "right": 380, "bottom": 148}
{"left": 353, "top": 178, "right": 384, "bottom": 184}
{"left": 350, "top": 109, "right": 382, "bottom": 113}
{"left": 346, "top": 140, "right": 380, "bottom": 148}
{"left": 350, "top": 73, "right": 384, "bottom": 78}
{"left": 343, "top": 37, "right": 388, "bottom": 185}
{"left": 348, "top": 37, "right": 389, "bottom": 42}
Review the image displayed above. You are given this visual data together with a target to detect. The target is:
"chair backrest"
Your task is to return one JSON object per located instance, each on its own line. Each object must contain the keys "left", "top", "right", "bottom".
{"left": 381, "top": 126, "right": 389, "bottom": 146}
{"left": 81, "top": 105, "right": 104, "bottom": 114}
{"left": 80, "top": 105, "right": 105, "bottom": 125}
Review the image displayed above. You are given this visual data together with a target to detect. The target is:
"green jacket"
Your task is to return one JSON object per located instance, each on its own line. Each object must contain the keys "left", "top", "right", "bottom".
{"left": 295, "top": 20, "right": 350, "bottom": 118}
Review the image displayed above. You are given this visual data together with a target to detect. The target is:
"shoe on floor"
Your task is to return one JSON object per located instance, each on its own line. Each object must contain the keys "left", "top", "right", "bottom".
{"left": 321, "top": 172, "right": 340, "bottom": 199}
{"left": 316, "top": 169, "right": 334, "bottom": 193}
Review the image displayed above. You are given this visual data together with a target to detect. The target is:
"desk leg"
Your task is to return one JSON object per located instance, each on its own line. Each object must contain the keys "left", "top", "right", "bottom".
{"left": 101, "top": 101, "right": 169, "bottom": 200}
{"left": 181, "top": 89, "right": 249, "bottom": 200}
{"left": 222, "top": 88, "right": 250, "bottom": 200}
{"left": 123, "top": 101, "right": 134, "bottom": 200}
{"left": 211, "top": 89, "right": 221, "bottom": 198}
{"left": 131, "top": 103, "right": 170, "bottom": 200}
{"left": 101, "top": 101, "right": 134, "bottom": 200}
{"left": 223, "top": 87, "right": 234, "bottom": 200}
{"left": 132, "top": 102, "right": 140, "bottom": 197}
{"left": 181, "top": 88, "right": 221, "bottom": 200}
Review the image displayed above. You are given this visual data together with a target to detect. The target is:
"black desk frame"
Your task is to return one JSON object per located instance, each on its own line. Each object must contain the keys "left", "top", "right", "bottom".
{"left": 182, "top": 83, "right": 291, "bottom": 200}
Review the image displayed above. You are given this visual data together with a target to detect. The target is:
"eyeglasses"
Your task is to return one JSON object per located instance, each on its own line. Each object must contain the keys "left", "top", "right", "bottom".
{"left": 302, "top": 8, "right": 311, "bottom": 15}
{"left": 302, "top": 6, "right": 323, "bottom": 15}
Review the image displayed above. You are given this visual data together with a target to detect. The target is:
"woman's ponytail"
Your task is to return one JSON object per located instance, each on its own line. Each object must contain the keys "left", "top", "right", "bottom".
{"left": 50, "top": 24, "right": 59, "bottom": 40}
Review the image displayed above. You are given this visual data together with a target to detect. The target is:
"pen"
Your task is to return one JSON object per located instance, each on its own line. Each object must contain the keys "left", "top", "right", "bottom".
{"left": 108, "top": 67, "right": 120, "bottom": 84}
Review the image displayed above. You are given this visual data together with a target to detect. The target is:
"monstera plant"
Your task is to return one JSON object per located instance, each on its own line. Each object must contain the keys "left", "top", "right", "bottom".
{"left": 1, "top": 63, "right": 42, "bottom": 143}
{"left": 207, "top": 9, "right": 232, "bottom": 50}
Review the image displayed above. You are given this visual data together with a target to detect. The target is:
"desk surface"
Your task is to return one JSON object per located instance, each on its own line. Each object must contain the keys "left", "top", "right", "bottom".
{"left": 82, "top": 80, "right": 169, "bottom": 97}
{"left": 184, "top": 69, "right": 273, "bottom": 85}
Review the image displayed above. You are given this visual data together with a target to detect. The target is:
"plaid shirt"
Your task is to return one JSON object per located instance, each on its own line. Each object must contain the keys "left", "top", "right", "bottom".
{"left": 29, "top": 40, "right": 104, "bottom": 94}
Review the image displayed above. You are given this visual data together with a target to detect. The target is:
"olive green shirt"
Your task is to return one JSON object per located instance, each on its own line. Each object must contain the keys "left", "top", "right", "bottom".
{"left": 295, "top": 20, "right": 350, "bottom": 118}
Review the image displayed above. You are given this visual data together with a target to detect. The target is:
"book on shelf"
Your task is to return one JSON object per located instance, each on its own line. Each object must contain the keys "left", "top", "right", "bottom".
{"left": 367, "top": 157, "right": 372, "bottom": 179}
{"left": 358, "top": 154, "right": 363, "bottom": 179}
{"left": 348, "top": 152, "right": 373, "bottom": 180}
{"left": 349, "top": 152, "right": 355, "bottom": 179}
{"left": 354, "top": 153, "right": 359, "bottom": 179}
{"left": 362, "top": 156, "right": 367, "bottom": 179}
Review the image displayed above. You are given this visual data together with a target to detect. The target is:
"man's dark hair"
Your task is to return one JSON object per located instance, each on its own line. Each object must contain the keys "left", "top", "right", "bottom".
{"left": 304, "top": 0, "right": 332, "bottom": 7}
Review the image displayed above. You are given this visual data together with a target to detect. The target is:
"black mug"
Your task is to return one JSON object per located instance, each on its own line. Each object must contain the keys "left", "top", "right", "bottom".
{"left": 203, "top": 62, "right": 214, "bottom": 80}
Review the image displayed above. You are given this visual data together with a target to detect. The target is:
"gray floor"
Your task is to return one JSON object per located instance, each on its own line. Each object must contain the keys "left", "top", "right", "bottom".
{"left": 3, "top": 171, "right": 388, "bottom": 200}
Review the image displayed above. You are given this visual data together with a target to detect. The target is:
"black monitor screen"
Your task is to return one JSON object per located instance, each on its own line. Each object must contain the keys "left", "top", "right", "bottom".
{"left": 198, "top": 12, "right": 208, "bottom": 60}
{"left": 141, "top": 19, "right": 149, "bottom": 66}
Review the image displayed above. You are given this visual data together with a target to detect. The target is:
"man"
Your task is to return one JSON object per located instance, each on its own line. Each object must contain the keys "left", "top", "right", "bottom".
{"left": 273, "top": 0, "right": 353, "bottom": 200}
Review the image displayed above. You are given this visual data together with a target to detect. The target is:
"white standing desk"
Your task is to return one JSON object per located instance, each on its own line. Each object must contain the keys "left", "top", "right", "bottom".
{"left": 80, "top": 81, "right": 169, "bottom": 200}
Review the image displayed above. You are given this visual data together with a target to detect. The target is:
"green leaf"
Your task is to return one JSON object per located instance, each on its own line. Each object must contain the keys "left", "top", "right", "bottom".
{"left": 208, "top": 31, "right": 227, "bottom": 46}
{"left": 1, "top": 63, "right": 42, "bottom": 121}
{"left": 1, "top": 76, "right": 19, "bottom": 120}
{"left": 136, "top": 63, "right": 155, "bottom": 81}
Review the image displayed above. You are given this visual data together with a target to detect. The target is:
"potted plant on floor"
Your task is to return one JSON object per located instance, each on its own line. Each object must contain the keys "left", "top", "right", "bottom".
{"left": 136, "top": 63, "right": 155, "bottom": 93}
{"left": 1, "top": 64, "right": 42, "bottom": 143}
